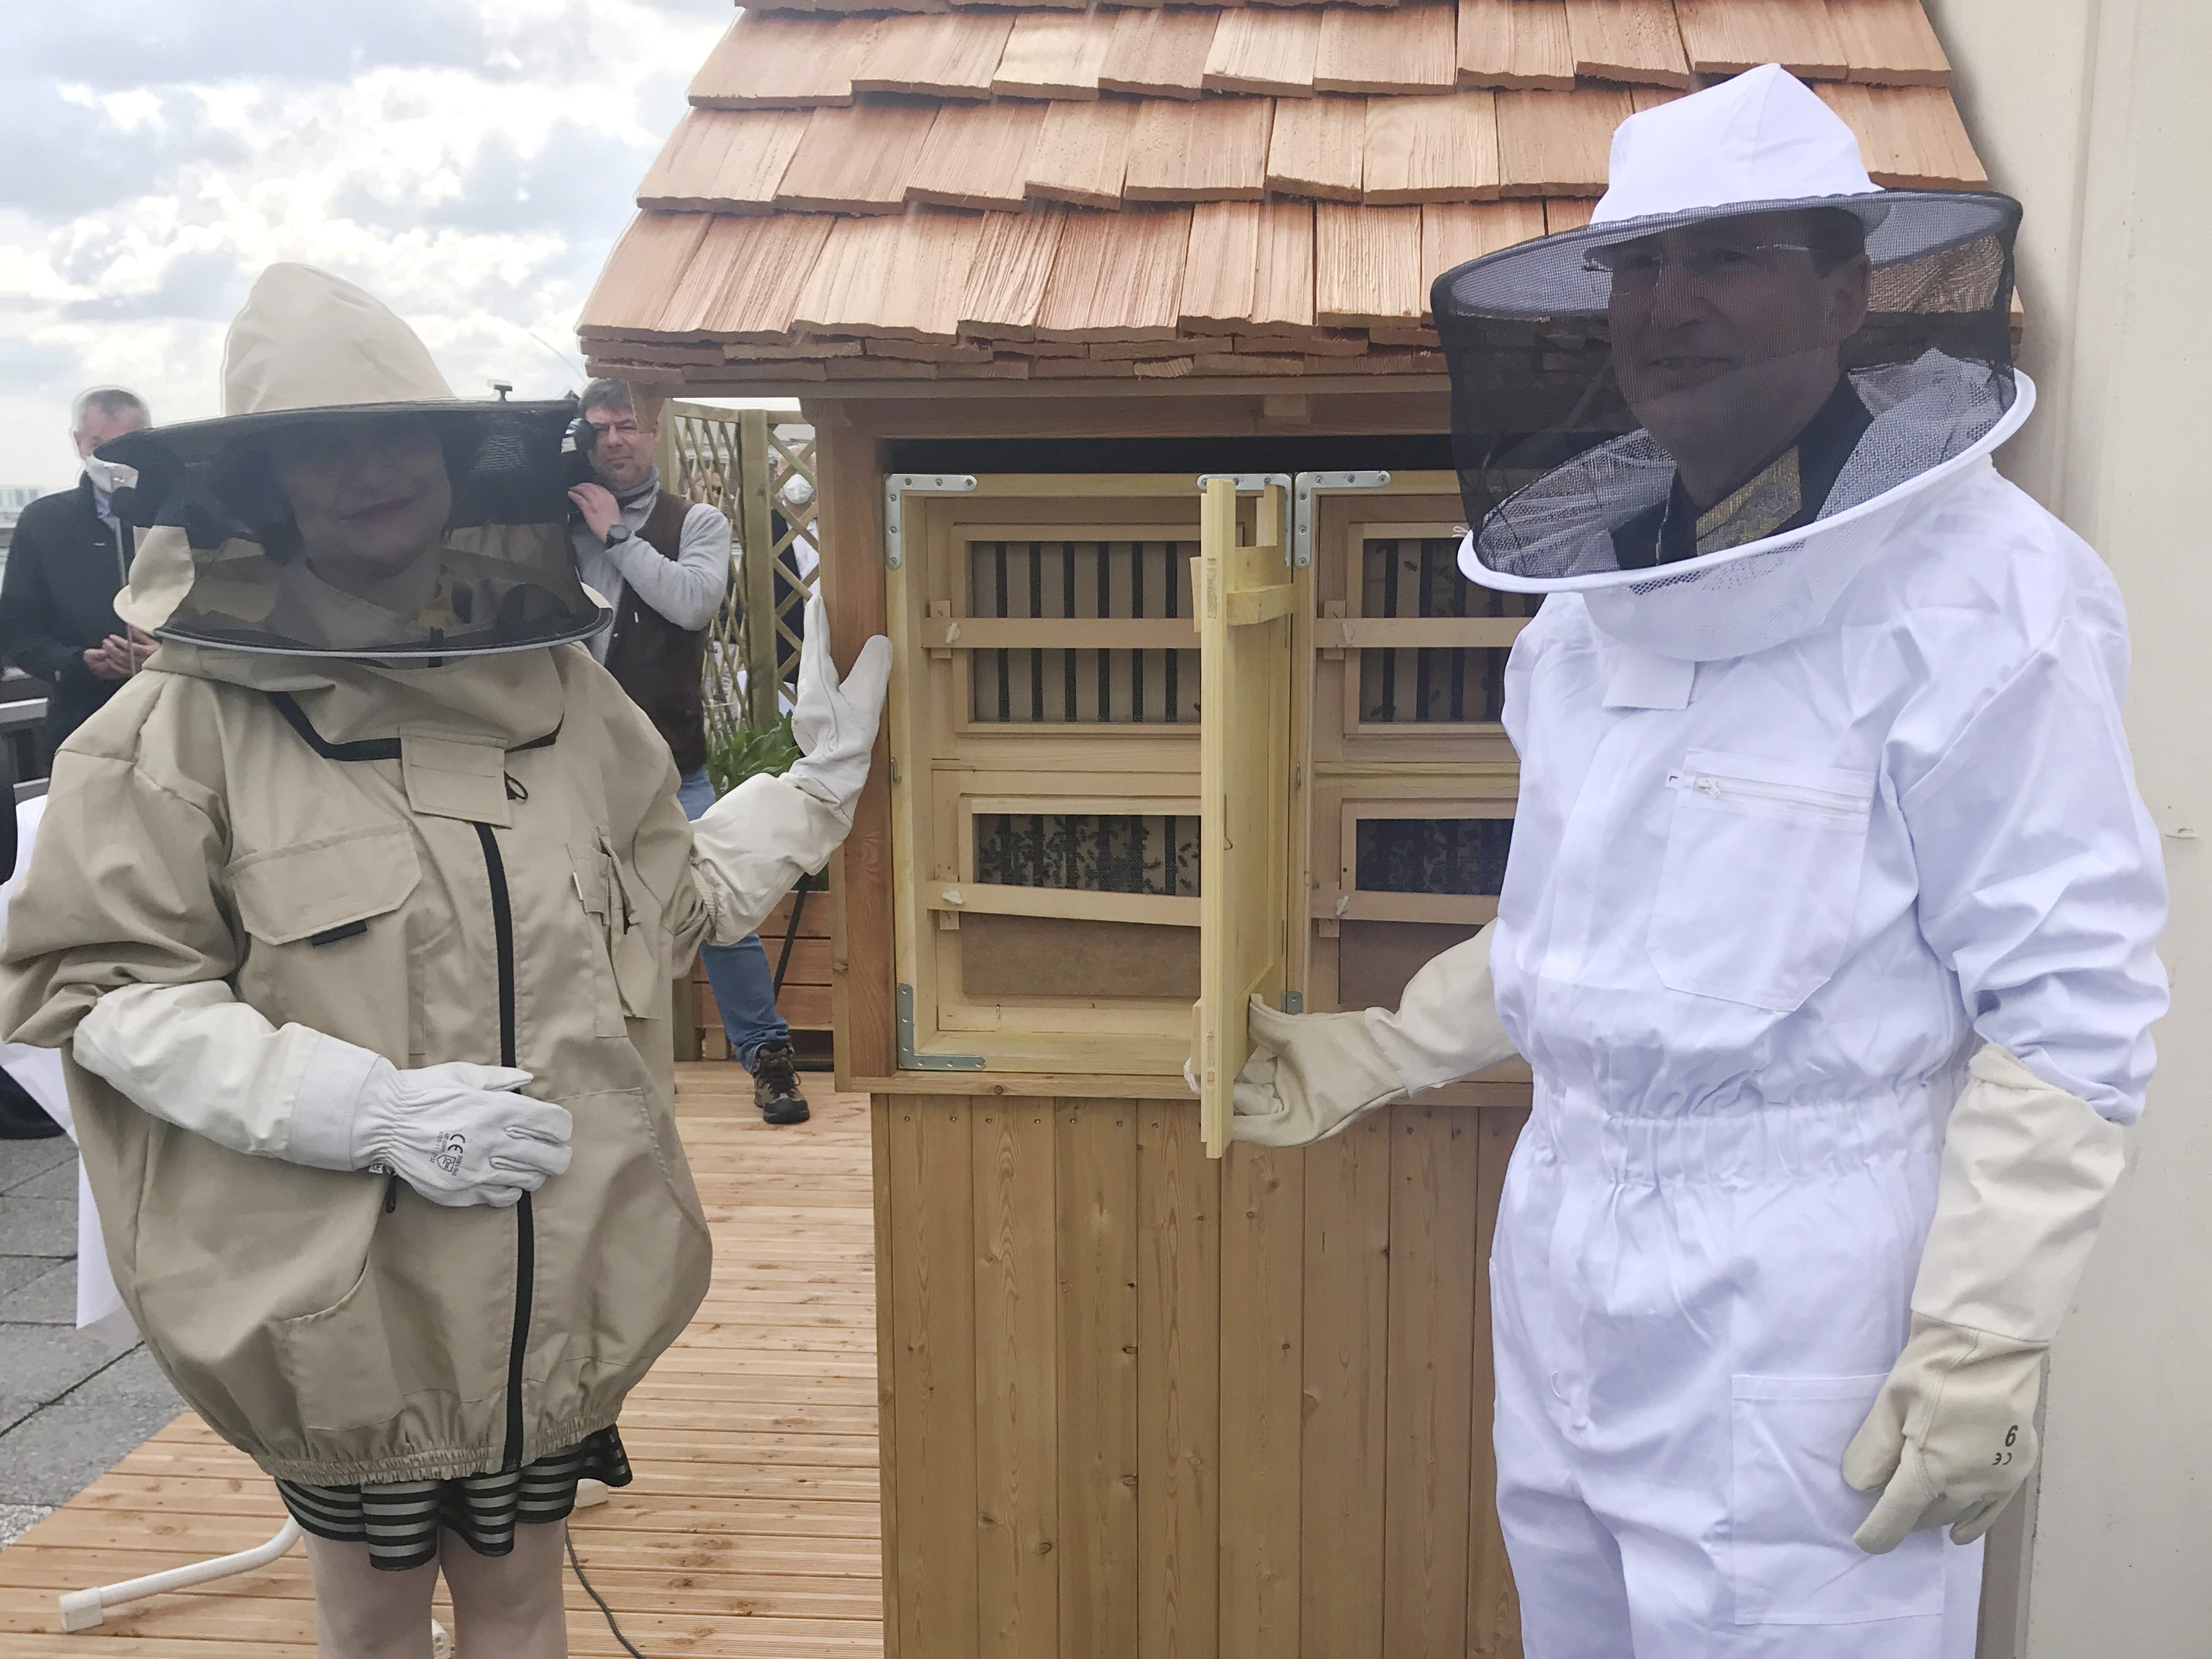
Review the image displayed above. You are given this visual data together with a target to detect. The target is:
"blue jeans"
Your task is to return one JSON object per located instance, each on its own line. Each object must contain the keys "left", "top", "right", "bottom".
{"left": 676, "top": 769, "right": 793, "bottom": 1070}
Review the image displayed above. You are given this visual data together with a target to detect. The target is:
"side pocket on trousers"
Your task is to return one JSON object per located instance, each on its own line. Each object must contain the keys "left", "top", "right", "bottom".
{"left": 1730, "top": 1374, "right": 1946, "bottom": 1626}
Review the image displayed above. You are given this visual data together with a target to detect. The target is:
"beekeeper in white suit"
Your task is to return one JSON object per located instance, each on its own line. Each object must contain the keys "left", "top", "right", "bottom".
{"left": 0, "top": 264, "right": 889, "bottom": 1658}
{"left": 1224, "top": 66, "right": 2167, "bottom": 1657}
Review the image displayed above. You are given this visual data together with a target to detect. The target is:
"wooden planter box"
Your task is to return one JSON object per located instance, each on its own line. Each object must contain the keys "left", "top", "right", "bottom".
{"left": 680, "top": 881, "right": 836, "bottom": 1064}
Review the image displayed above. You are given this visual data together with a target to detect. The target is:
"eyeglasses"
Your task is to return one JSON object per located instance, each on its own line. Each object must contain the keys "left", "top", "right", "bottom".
{"left": 1589, "top": 242, "right": 1825, "bottom": 292}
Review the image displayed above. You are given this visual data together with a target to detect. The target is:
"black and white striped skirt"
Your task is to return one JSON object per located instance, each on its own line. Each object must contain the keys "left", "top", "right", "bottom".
{"left": 275, "top": 1427, "right": 632, "bottom": 1572}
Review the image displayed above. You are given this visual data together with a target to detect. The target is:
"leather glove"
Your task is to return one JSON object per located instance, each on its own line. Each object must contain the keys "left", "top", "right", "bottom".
{"left": 1843, "top": 1044, "right": 2127, "bottom": 1551}
{"left": 290, "top": 1050, "right": 573, "bottom": 1209}
{"left": 1215, "top": 925, "right": 1516, "bottom": 1148}
{"left": 786, "top": 592, "right": 892, "bottom": 820}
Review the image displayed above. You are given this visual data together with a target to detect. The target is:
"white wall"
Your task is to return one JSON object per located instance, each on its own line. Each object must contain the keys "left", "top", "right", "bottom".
{"left": 1925, "top": 1, "right": 2212, "bottom": 1652}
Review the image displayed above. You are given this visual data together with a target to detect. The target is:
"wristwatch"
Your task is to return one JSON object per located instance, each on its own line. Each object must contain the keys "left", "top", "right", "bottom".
{"left": 603, "top": 523, "right": 632, "bottom": 549}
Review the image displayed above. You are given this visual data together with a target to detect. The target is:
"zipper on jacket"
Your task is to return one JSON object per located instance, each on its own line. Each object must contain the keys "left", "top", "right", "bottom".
{"left": 1664, "top": 768, "right": 1865, "bottom": 820}
{"left": 473, "top": 821, "right": 533, "bottom": 1473}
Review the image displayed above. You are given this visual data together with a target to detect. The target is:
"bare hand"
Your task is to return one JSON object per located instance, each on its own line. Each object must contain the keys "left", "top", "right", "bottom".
{"left": 83, "top": 636, "right": 133, "bottom": 681}
{"left": 568, "top": 484, "right": 622, "bottom": 542}
{"left": 126, "top": 627, "right": 157, "bottom": 673}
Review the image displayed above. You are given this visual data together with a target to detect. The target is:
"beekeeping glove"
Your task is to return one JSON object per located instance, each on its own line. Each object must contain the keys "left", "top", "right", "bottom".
{"left": 1843, "top": 1044, "right": 2128, "bottom": 1551}
{"left": 1218, "top": 925, "right": 1516, "bottom": 1147}
{"left": 75, "top": 979, "right": 571, "bottom": 1208}
{"left": 786, "top": 591, "right": 892, "bottom": 821}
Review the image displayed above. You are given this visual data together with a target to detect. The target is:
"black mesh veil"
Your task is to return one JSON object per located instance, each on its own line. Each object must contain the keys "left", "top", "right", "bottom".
{"left": 99, "top": 400, "right": 609, "bottom": 660}
{"left": 1432, "top": 189, "right": 2024, "bottom": 658}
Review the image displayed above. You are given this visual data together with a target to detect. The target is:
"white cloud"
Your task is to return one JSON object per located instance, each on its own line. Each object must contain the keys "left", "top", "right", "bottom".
{"left": 0, "top": 0, "right": 723, "bottom": 492}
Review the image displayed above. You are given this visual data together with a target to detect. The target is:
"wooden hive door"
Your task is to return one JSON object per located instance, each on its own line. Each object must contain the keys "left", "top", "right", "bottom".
{"left": 1192, "top": 476, "right": 1295, "bottom": 1157}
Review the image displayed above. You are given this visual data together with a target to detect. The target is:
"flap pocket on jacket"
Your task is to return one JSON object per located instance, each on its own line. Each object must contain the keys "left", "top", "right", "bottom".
{"left": 230, "top": 825, "right": 422, "bottom": 947}
{"left": 273, "top": 1254, "right": 407, "bottom": 1434}
{"left": 1730, "top": 1374, "right": 1945, "bottom": 1626}
{"left": 1648, "top": 750, "right": 1876, "bottom": 1012}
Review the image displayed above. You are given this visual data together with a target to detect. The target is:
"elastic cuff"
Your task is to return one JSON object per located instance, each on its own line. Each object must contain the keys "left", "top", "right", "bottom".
{"left": 285, "top": 1036, "right": 385, "bottom": 1171}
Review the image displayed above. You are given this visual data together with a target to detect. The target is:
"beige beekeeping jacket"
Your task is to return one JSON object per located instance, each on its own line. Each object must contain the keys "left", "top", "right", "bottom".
{"left": 0, "top": 637, "right": 810, "bottom": 1485}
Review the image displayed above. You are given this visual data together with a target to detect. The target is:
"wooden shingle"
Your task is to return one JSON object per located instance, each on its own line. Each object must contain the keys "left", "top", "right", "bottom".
{"left": 662, "top": 215, "right": 838, "bottom": 342}
{"left": 906, "top": 101, "right": 1047, "bottom": 210}
{"left": 636, "top": 110, "right": 808, "bottom": 213}
{"left": 1827, "top": 0, "right": 1950, "bottom": 86}
{"left": 993, "top": 11, "right": 1120, "bottom": 100}
{"left": 1674, "top": 0, "right": 1849, "bottom": 79}
{"left": 1099, "top": 8, "right": 1220, "bottom": 100}
{"left": 1316, "top": 4, "right": 1458, "bottom": 96}
{"left": 1816, "top": 83, "right": 1986, "bottom": 187}
{"left": 1251, "top": 199, "right": 1318, "bottom": 331}
{"left": 960, "top": 209, "right": 1070, "bottom": 338}
{"left": 1035, "top": 208, "right": 1193, "bottom": 340}
{"left": 576, "top": 213, "right": 710, "bottom": 339}
{"left": 1563, "top": 0, "right": 1693, "bottom": 88}
{"left": 1495, "top": 86, "right": 1633, "bottom": 195}
{"left": 687, "top": 15, "right": 879, "bottom": 109}
{"left": 1316, "top": 200, "right": 1423, "bottom": 327}
{"left": 1456, "top": 0, "right": 1576, "bottom": 91}
{"left": 1205, "top": 9, "right": 1325, "bottom": 97}
{"left": 791, "top": 212, "right": 982, "bottom": 339}
{"left": 1266, "top": 94, "right": 1368, "bottom": 200}
{"left": 1362, "top": 91, "right": 1501, "bottom": 204}
{"left": 1545, "top": 198, "right": 1598, "bottom": 233}
{"left": 1421, "top": 200, "right": 1547, "bottom": 298}
{"left": 1180, "top": 202, "right": 1265, "bottom": 330}
{"left": 1026, "top": 99, "right": 1138, "bottom": 209}
{"left": 852, "top": 13, "right": 1015, "bottom": 99}
{"left": 1126, "top": 99, "right": 1277, "bottom": 202}
{"left": 776, "top": 102, "right": 941, "bottom": 213}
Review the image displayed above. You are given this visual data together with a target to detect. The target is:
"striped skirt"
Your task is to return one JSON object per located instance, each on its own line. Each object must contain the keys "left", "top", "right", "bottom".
{"left": 275, "top": 1427, "right": 632, "bottom": 1572}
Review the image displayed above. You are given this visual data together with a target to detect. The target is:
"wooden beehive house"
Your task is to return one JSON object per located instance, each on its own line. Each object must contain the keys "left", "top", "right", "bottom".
{"left": 582, "top": 2, "right": 1986, "bottom": 1652}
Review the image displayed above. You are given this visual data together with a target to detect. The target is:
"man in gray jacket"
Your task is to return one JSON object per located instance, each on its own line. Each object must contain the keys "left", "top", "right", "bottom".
{"left": 567, "top": 380, "right": 806, "bottom": 1124}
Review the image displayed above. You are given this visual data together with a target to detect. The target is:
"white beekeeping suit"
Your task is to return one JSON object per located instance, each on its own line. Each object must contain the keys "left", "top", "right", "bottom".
{"left": 1223, "top": 65, "right": 2167, "bottom": 1658}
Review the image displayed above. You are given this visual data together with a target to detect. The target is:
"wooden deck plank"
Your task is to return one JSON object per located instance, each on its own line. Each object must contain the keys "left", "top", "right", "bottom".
{"left": 1456, "top": 0, "right": 1576, "bottom": 91}
{"left": 688, "top": 13, "right": 879, "bottom": 109}
{"left": 1363, "top": 91, "right": 1502, "bottom": 204}
{"left": 994, "top": 10, "right": 1120, "bottom": 100}
{"left": 0, "top": 1077, "right": 884, "bottom": 1654}
{"left": 1675, "top": 0, "right": 1850, "bottom": 78}
{"left": 1829, "top": 0, "right": 1951, "bottom": 85}
{"left": 1316, "top": 3, "right": 1459, "bottom": 95}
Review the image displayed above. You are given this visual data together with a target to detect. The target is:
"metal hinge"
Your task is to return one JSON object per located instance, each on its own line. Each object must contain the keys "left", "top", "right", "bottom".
{"left": 884, "top": 473, "right": 977, "bottom": 568}
{"left": 1282, "top": 990, "right": 1305, "bottom": 1015}
{"left": 1292, "top": 471, "right": 1391, "bottom": 569}
{"left": 897, "top": 982, "right": 985, "bottom": 1071}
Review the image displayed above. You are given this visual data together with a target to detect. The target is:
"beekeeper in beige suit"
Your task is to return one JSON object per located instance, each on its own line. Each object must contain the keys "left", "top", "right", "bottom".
{"left": 0, "top": 264, "right": 889, "bottom": 1659}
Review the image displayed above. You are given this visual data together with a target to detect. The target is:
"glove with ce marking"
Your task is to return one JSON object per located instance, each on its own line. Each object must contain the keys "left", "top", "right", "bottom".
{"left": 1843, "top": 1044, "right": 2129, "bottom": 1551}
{"left": 292, "top": 1055, "right": 572, "bottom": 1210}
{"left": 1204, "top": 924, "right": 1517, "bottom": 1148}
{"left": 72, "top": 981, "right": 571, "bottom": 1210}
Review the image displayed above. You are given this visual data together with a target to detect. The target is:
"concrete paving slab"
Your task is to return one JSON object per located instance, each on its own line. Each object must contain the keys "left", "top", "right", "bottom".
{"left": 0, "top": 1393, "right": 187, "bottom": 1507}
{"left": 0, "top": 1324, "right": 135, "bottom": 1410}
{"left": 0, "top": 1257, "right": 53, "bottom": 1299}
{"left": 0, "top": 1503, "right": 50, "bottom": 1549}
{"left": 0, "top": 1261, "right": 73, "bottom": 1325}
{"left": 0, "top": 1197, "right": 72, "bottom": 1257}
{"left": 3, "top": 1160, "right": 77, "bottom": 1203}
{"left": 67, "top": 1349, "right": 178, "bottom": 1413}
{"left": 0, "top": 1139, "right": 71, "bottom": 1195}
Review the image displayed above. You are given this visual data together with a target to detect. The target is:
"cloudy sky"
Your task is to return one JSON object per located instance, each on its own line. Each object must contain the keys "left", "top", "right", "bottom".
{"left": 0, "top": 0, "right": 731, "bottom": 494}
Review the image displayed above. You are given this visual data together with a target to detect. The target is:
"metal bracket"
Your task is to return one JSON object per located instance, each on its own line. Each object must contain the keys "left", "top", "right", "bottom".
{"left": 1282, "top": 990, "right": 1305, "bottom": 1015}
{"left": 884, "top": 473, "right": 977, "bottom": 569}
{"left": 1291, "top": 471, "right": 1391, "bottom": 569}
{"left": 897, "top": 982, "right": 985, "bottom": 1071}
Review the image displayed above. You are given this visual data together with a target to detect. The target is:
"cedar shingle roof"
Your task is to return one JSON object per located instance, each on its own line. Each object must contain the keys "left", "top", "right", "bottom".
{"left": 579, "top": 0, "right": 1979, "bottom": 388}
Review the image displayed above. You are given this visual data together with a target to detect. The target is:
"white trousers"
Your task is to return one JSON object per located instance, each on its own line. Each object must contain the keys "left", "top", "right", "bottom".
{"left": 1490, "top": 1085, "right": 1985, "bottom": 1658}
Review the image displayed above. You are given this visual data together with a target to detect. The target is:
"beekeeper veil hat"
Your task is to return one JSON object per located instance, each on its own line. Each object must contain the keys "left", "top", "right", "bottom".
{"left": 1434, "top": 65, "right": 2028, "bottom": 661}
{"left": 96, "top": 263, "right": 607, "bottom": 660}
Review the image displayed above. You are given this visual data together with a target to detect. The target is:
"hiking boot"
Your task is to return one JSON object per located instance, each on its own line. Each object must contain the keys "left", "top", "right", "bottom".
{"left": 751, "top": 1042, "right": 809, "bottom": 1125}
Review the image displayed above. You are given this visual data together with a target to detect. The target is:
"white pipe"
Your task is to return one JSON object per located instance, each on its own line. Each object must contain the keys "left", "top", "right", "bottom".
{"left": 58, "top": 1519, "right": 302, "bottom": 1632}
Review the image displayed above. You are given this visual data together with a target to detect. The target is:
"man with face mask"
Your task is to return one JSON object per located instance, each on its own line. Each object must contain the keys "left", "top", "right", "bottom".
{"left": 0, "top": 388, "right": 156, "bottom": 749}
{"left": 1218, "top": 67, "right": 2167, "bottom": 1657}
{"left": 567, "top": 380, "right": 810, "bottom": 1125}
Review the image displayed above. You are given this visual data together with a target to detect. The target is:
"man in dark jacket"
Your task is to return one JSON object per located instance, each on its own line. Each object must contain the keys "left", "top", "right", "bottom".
{"left": 0, "top": 388, "right": 152, "bottom": 748}
{"left": 567, "top": 380, "right": 809, "bottom": 1125}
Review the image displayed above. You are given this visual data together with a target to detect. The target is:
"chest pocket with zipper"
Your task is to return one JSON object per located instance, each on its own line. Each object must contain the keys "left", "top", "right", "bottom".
{"left": 1647, "top": 749, "right": 1876, "bottom": 1014}
{"left": 228, "top": 822, "right": 424, "bottom": 1061}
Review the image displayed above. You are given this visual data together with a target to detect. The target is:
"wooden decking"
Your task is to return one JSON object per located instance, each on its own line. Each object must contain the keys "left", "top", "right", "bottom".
{"left": 0, "top": 1068, "right": 883, "bottom": 1656}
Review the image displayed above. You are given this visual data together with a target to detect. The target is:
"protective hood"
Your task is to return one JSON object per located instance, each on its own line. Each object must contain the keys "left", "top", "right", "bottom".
{"left": 96, "top": 263, "right": 606, "bottom": 661}
{"left": 1434, "top": 64, "right": 2025, "bottom": 661}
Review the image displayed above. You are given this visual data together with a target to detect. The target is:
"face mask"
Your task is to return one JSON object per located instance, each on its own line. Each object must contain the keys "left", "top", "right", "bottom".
{"left": 83, "top": 456, "right": 137, "bottom": 497}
